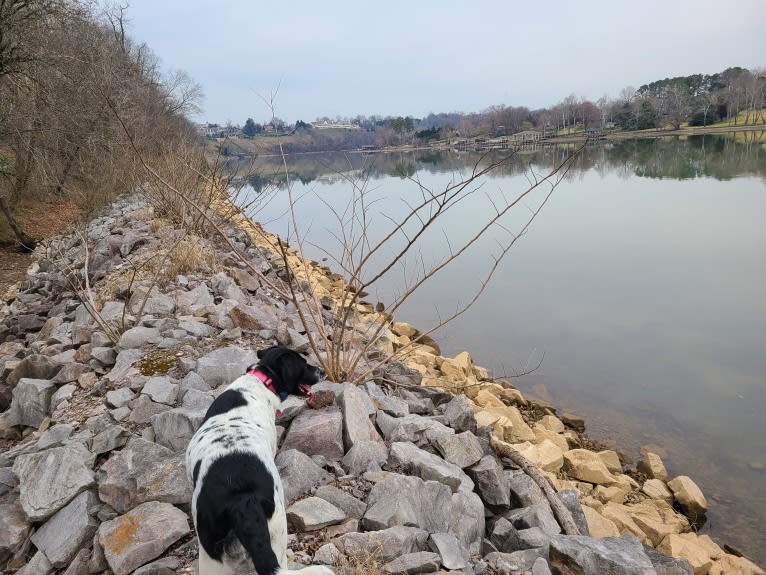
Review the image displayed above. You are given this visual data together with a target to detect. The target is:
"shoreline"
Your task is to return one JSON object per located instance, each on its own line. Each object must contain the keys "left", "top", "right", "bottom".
{"left": 0, "top": 192, "right": 763, "bottom": 573}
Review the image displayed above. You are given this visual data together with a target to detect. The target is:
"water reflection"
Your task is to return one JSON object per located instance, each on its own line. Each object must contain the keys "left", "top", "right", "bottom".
{"left": 242, "top": 134, "right": 766, "bottom": 564}
{"left": 236, "top": 132, "right": 766, "bottom": 192}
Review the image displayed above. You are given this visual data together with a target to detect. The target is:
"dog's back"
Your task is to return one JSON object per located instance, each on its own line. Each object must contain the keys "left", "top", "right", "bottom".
{"left": 187, "top": 375, "right": 332, "bottom": 575}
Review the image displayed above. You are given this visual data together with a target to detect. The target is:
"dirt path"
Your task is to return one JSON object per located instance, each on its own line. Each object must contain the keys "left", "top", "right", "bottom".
{"left": 0, "top": 198, "right": 81, "bottom": 296}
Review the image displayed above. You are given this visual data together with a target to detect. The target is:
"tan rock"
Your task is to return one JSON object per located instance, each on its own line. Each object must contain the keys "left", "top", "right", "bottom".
{"left": 641, "top": 478, "right": 674, "bottom": 502}
{"left": 392, "top": 322, "right": 418, "bottom": 338}
{"left": 612, "top": 473, "right": 640, "bottom": 492}
{"left": 708, "top": 554, "right": 765, "bottom": 575}
{"left": 474, "top": 410, "right": 501, "bottom": 429}
{"left": 499, "top": 387, "right": 526, "bottom": 406}
{"left": 563, "top": 449, "right": 617, "bottom": 485}
{"left": 582, "top": 505, "right": 621, "bottom": 538}
{"left": 452, "top": 351, "right": 473, "bottom": 373}
{"left": 533, "top": 426, "right": 569, "bottom": 453}
{"left": 667, "top": 475, "right": 708, "bottom": 517}
{"left": 600, "top": 503, "right": 650, "bottom": 544}
{"left": 580, "top": 496, "right": 604, "bottom": 512}
{"left": 629, "top": 499, "right": 690, "bottom": 546}
{"left": 536, "top": 415, "right": 565, "bottom": 434}
{"left": 637, "top": 452, "right": 669, "bottom": 481}
{"left": 550, "top": 477, "right": 592, "bottom": 496}
{"left": 516, "top": 439, "right": 564, "bottom": 473}
{"left": 694, "top": 534, "right": 724, "bottom": 561}
{"left": 485, "top": 405, "right": 536, "bottom": 443}
{"left": 597, "top": 450, "right": 622, "bottom": 474}
{"left": 592, "top": 485, "right": 627, "bottom": 504}
{"left": 658, "top": 533, "right": 713, "bottom": 575}
{"left": 472, "top": 364, "right": 490, "bottom": 380}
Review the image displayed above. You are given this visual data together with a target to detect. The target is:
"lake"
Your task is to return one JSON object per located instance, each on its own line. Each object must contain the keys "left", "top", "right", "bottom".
{"left": 242, "top": 133, "right": 766, "bottom": 563}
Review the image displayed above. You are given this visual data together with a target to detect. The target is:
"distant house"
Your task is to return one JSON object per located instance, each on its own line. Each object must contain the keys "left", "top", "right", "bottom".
{"left": 199, "top": 123, "right": 241, "bottom": 139}
{"left": 511, "top": 130, "right": 542, "bottom": 143}
{"left": 311, "top": 120, "right": 361, "bottom": 130}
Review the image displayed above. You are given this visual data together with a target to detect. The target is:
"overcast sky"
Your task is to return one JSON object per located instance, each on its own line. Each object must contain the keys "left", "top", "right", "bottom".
{"left": 124, "top": 0, "right": 765, "bottom": 126}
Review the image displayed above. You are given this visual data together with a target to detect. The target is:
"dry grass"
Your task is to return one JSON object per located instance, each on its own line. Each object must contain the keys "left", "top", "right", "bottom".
{"left": 333, "top": 548, "right": 387, "bottom": 575}
{"left": 158, "top": 235, "right": 220, "bottom": 281}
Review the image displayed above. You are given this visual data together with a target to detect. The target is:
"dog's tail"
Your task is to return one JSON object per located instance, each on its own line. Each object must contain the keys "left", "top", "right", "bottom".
{"left": 230, "top": 497, "right": 334, "bottom": 575}
{"left": 230, "top": 495, "right": 282, "bottom": 575}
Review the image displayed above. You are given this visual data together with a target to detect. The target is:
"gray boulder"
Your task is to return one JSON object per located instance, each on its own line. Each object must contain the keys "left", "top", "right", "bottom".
{"left": 13, "top": 446, "right": 95, "bottom": 521}
{"left": 286, "top": 496, "right": 346, "bottom": 531}
{"left": 549, "top": 534, "right": 656, "bottom": 575}
{"left": 275, "top": 449, "right": 333, "bottom": 504}
{"left": 362, "top": 473, "right": 453, "bottom": 533}
{"left": 432, "top": 430, "right": 484, "bottom": 468}
{"left": 10, "top": 378, "right": 56, "bottom": 428}
{"left": 315, "top": 485, "right": 367, "bottom": 520}
{"left": 504, "top": 503, "right": 561, "bottom": 536}
{"left": 0, "top": 501, "right": 30, "bottom": 564}
{"left": 389, "top": 441, "right": 474, "bottom": 494}
{"left": 98, "top": 437, "right": 191, "bottom": 513}
{"left": 442, "top": 394, "right": 478, "bottom": 433}
{"left": 342, "top": 440, "right": 389, "bottom": 475}
{"left": 30, "top": 491, "right": 99, "bottom": 567}
{"left": 117, "top": 326, "right": 160, "bottom": 349}
{"left": 336, "top": 525, "right": 429, "bottom": 563}
{"left": 429, "top": 532, "right": 469, "bottom": 570}
{"left": 195, "top": 346, "right": 257, "bottom": 388}
{"left": 6, "top": 355, "right": 61, "bottom": 388}
{"left": 338, "top": 385, "right": 383, "bottom": 450}
{"left": 280, "top": 407, "right": 344, "bottom": 460}
{"left": 98, "top": 501, "right": 190, "bottom": 575}
{"left": 467, "top": 455, "right": 511, "bottom": 508}
{"left": 383, "top": 551, "right": 441, "bottom": 574}
{"left": 150, "top": 407, "right": 205, "bottom": 452}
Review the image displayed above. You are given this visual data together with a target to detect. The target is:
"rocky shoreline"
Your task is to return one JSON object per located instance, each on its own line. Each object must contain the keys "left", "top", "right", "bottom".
{"left": 0, "top": 193, "right": 763, "bottom": 575}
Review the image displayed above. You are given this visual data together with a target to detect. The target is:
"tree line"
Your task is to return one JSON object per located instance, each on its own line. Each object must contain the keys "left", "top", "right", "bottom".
{"left": 229, "top": 66, "right": 764, "bottom": 155}
{"left": 0, "top": 0, "right": 202, "bottom": 249}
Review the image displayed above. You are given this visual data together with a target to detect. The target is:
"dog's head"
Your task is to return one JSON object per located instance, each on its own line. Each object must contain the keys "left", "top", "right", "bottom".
{"left": 255, "top": 346, "right": 325, "bottom": 401}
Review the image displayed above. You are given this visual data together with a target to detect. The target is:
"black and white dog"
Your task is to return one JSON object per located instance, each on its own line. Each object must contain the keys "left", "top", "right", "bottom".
{"left": 186, "top": 346, "right": 334, "bottom": 575}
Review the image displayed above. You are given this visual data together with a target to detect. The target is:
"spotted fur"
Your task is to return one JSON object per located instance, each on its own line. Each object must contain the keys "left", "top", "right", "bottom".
{"left": 186, "top": 346, "right": 333, "bottom": 575}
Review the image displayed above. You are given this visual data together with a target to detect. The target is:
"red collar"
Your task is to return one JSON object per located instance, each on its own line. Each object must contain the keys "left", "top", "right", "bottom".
{"left": 247, "top": 367, "right": 283, "bottom": 417}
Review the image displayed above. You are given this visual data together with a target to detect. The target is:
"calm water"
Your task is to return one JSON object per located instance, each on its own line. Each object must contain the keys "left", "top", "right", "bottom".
{"left": 244, "top": 134, "right": 766, "bottom": 562}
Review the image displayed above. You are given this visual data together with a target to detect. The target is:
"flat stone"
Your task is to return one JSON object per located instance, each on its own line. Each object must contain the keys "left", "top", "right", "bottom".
{"left": 384, "top": 551, "right": 441, "bottom": 574}
{"left": 230, "top": 302, "right": 277, "bottom": 331}
{"left": 91, "top": 425, "right": 130, "bottom": 455}
{"left": 117, "top": 326, "right": 160, "bottom": 349}
{"left": 550, "top": 534, "right": 655, "bottom": 575}
{"left": 13, "top": 446, "right": 95, "bottom": 521}
{"left": 106, "top": 387, "right": 136, "bottom": 409}
{"left": 432, "top": 430, "right": 484, "bottom": 468}
{"left": 362, "top": 473, "right": 452, "bottom": 533}
{"left": 10, "top": 378, "right": 56, "bottom": 428}
{"left": 485, "top": 549, "right": 548, "bottom": 573}
{"left": 642, "top": 478, "right": 674, "bottom": 502}
{"left": 563, "top": 448, "right": 617, "bottom": 485}
{"left": 429, "top": 532, "right": 469, "bottom": 570}
{"left": 286, "top": 496, "right": 346, "bottom": 531}
{"left": 178, "top": 320, "right": 215, "bottom": 338}
{"left": 336, "top": 525, "right": 429, "bottom": 563}
{"left": 582, "top": 505, "right": 621, "bottom": 538}
{"left": 195, "top": 346, "right": 257, "bottom": 388}
{"left": 315, "top": 485, "right": 367, "bottom": 519}
{"left": 275, "top": 449, "right": 333, "bottom": 504}
{"left": 389, "top": 441, "right": 474, "bottom": 493}
{"left": 30, "top": 491, "right": 99, "bottom": 567}
{"left": 98, "top": 501, "right": 190, "bottom": 575}
{"left": 342, "top": 440, "right": 389, "bottom": 475}
{"left": 141, "top": 377, "right": 179, "bottom": 405}
{"left": 150, "top": 407, "right": 205, "bottom": 452}
{"left": 176, "top": 284, "right": 214, "bottom": 312}
{"left": 280, "top": 407, "right": 344, "bottom": 460}
{"left": 15, "top": 550, "right": 53, "bottom": 575}
{"left": 91, "top": 347, "right": 117, "bottom": 367}
{"left": 50, "top": 384, "right": 76, "bottom": 411}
